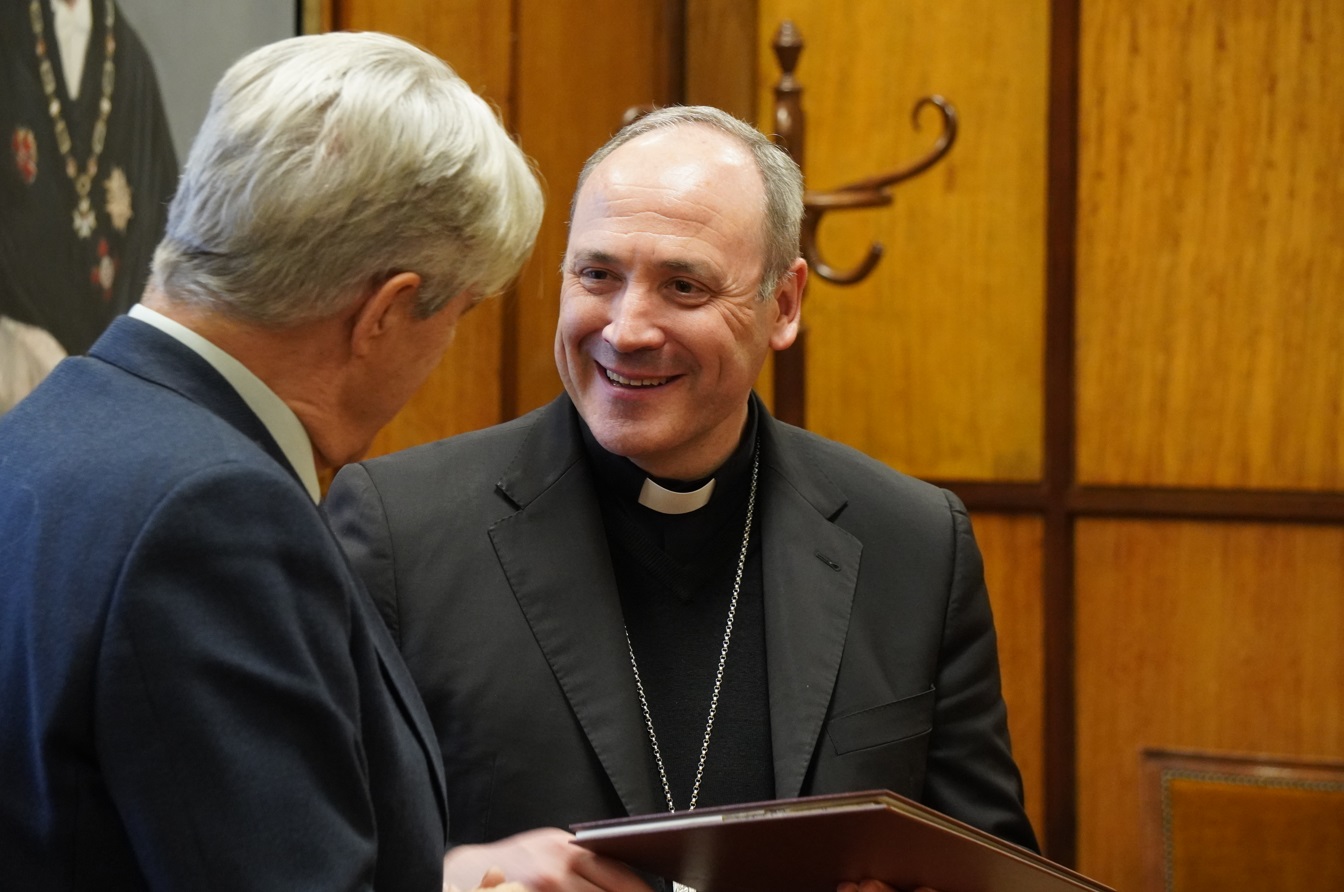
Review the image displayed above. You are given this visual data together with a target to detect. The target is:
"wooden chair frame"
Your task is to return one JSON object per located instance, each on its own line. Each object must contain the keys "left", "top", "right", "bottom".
{"left": 1140, "top": 747, "right": 1344, "bottom": 892}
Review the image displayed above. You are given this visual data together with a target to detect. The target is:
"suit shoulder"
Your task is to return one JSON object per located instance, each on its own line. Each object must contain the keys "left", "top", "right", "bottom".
{"left": 776, "top": 423, "right": 956, "bottom": 518}
{"left": 354, "top": 404, "right": 546, "bottom": 482}
{"left": 1, "top": 360, "right": 298, "bottom": 504}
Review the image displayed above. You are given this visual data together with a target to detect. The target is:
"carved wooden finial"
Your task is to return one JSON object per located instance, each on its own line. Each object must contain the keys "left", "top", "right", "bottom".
{"left": 773, "top": 20, "right": 803, "bottom": 80}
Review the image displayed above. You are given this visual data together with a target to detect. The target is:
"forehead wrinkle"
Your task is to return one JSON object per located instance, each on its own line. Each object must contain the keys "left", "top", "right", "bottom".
{"left": 593, "top": 163, "right": 745, "bottom": 220}
{"left": 569, "top": 137, "right": 766, "bottom": 288}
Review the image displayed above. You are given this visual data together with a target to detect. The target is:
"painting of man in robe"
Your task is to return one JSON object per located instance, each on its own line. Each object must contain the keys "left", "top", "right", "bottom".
{"left": 1, "top": 0, "right": 177, "bottom": 413}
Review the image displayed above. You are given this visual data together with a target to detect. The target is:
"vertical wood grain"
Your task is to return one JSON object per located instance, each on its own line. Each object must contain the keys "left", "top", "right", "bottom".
{"left": 972, "top": 513, "right": 1048, "bottom": 850}
{"left": 332, "top": 1, "right": 676, "bottom": 451}
{"left": 1074, "top": 518, "right": 1344, "bottom": 890}
{"left": 753, "top": 0, "right": 1048, "bottom": 482}
{"left": 301, "top": 0, "right": 331, "bottom": 34}
{"left": 333, "top": 0, "right": 515, "bottom": 457}
{"left": 510, "top": 0, "right": 672, "bottom": 417}
{"left": 1076, "top": 0, "right": 1344, "bottom": 490}
{"left": 686, "top": 0, "right": 758, "bottom": 118}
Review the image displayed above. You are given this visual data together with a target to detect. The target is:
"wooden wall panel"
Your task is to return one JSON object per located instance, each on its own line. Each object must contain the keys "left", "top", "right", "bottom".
{"left": 335, "top": 0, "right": 514, "bottom": 457}
{"left": 337, "top": 0, "right": 512, "bottom": 99}
{"left": 1074, "top": 519, "right": 1344, "bottom": 890}
{"left": 686, "top": 0, "right": 758, "bottom": 119}
{"left": 511, "top": 0, "right": 672, "bottom": 418}
{"left": 1077, "top": 0, "right": 1344, "bottom": 490}
{"left": 972, "top": 513, "right": 1048, "bottom": 850}
{"left": 305, "top": 3, "right": 1344, "bottom": 876}
{"left": 753, "top": 0, "right": 1048, "bottom": 482}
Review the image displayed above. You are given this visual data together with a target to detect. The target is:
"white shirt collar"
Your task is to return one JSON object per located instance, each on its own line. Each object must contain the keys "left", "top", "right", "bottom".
{"left": 51, "top": 0, "right": 92, "bottom": 101}
{"left": 128, "top": 304, "right": 322, "bottom": 504}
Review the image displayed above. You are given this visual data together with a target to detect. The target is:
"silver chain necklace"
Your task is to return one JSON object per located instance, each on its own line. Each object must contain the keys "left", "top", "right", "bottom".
{"left": 624, "top": 447, "right": 759, "bottom": 816}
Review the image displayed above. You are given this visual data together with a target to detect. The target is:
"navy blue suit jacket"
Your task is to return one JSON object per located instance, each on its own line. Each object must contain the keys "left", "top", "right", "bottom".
{"left": 0, "top": 317, "right": 447, "bottom": 890}
{"left": 327, "top": 394, "right": 1037, "bottom": 854}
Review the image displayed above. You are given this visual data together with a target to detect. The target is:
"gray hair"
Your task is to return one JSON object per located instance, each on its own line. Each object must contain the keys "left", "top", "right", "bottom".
{"left": 572, "top": 105, "right": 804, "bottom": 299}
{"left": 152, "top": 32, "right": 544, "bottom": 325}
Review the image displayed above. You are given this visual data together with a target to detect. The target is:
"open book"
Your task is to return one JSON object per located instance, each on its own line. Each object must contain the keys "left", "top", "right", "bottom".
{"left": 572, "top": 789, "right": 1113, "bottom": 892}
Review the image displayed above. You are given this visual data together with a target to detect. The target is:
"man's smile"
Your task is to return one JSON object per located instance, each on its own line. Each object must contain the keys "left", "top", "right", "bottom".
{"left": 602, "top": 364, "right": 673, "bottom": 388}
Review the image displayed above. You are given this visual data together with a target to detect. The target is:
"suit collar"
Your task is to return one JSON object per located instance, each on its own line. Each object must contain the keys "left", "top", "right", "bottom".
{"left": 753, "top": 392, "right": 848, "bottom": 521}
{"left": 755, "top": 399, "right": 861, "bottom": 797}
{"left": 89, "top": 316, "right": 300, "bottom": 487}
{"left": 95, "top": 316, "right": 450, "bottom": 835}
{"left": 127, "top": 304, "right": 320, "bottom": 502}
{"left": 494, "top": 393, "right": 860, "bottom": 808}
{"left": 490, "top": 395, "right": 661, "bottom": 816}
{"left": 496, "top": 394, "right": 587, "bottom": 508}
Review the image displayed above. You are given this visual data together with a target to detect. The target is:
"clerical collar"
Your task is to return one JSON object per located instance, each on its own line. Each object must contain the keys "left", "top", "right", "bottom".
{"left": 578, "top": 401, "right": 760, "bottom": 517}
{"left": 637, "top": 477, "right": 714, "bottom": 514}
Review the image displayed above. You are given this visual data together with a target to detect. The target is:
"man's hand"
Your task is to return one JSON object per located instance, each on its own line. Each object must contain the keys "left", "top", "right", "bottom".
{"left": 443, "top": 827, "right": 654, "bottom": 892}
{"left": 443, "top": 865, "right": 528, "bottom": 892}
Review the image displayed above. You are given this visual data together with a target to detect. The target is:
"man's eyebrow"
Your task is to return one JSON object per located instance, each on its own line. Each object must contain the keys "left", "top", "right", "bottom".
{"left": 567, "top": 248, "right": 620, "bottom": 267}
{"left": 565, "top": 249, "right": 715, "bottom": 281}
{"left": 659, "top": 257, "right": 712, "bottom": 278}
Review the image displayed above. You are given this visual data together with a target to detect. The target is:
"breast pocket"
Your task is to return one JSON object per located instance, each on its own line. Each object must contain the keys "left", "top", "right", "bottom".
{"left": 811, "top": 687, "right": 937, "bottom": 797}
{"left": 826, "top": 686, "right": 936, "bottom": 755}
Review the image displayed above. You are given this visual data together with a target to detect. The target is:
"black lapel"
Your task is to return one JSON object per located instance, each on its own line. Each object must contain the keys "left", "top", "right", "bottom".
{"left": 755, "top": 400, "right": 861, "bottom": 798}
{"left": 489, "top": 396, "right": 660, "bottom": 817}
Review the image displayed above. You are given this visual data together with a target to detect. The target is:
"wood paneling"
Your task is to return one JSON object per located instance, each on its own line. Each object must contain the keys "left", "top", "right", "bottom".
{"left": 972, "top": 513, "right": 1048, "bottom": 850}
{"left": 753, "top": 0, "right": 1048, "bottom": 482}
{"left": 1077, "top": 0, "right": 1344, "bottom": 490}
{"left": 335, "top": 0, "right": 515, "bottom": 456}
{"left": 1074, "top": 519, "right": 1344, "bottom": 890}
{"left": 314, "top": 6, "right": 1344, "bottom": 881}
{"left": 336, "top": 1, "right": 513, "bottom": 100}
{"left": 511, "top": 0, "right": 673, "bottom": 417}
{"left": 686, "top": 0, "right": 758, "bottom": 119}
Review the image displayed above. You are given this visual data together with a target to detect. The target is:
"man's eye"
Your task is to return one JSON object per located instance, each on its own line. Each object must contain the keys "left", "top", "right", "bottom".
{"left": 576, "top": 268, "right": 618, "bottom": 288}
{"left": 671, "top": 279, "right": 698, "bottom": 294}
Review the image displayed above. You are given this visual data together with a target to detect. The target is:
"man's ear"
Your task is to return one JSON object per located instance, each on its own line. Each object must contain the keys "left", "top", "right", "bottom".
{"left": 768, "top": 258, "right": 808, "bottom": 351}
{"left": 349, "top": 272, "right": 423, "bottom": 358}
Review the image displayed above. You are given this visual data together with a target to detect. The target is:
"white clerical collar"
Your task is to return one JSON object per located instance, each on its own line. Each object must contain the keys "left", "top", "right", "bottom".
{"left": 128, "top": 304, "right": 322, "bottom": 504}
{"left": 638, "top": 477, "right": 716, "bottom": 514}
{"left": 51, "top": 0, "right": 92, "bottom": 100}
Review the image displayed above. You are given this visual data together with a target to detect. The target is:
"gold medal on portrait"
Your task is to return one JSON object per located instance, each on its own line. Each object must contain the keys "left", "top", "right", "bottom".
{"left": 104, "top": 166, "right": 133, "bottom": 232}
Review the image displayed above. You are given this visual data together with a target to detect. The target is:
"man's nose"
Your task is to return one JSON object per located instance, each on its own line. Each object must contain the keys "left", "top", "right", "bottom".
{"left": 603, "top": 286, "right": 666, "bottom": 352}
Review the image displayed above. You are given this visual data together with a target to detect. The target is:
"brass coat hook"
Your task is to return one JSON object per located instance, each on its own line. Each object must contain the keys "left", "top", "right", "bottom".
{"left": 773, "top": 21, "right": 958, "bottom": 286}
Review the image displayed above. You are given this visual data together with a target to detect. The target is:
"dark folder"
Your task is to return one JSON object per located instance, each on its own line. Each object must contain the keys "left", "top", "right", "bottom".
{"left": 572, "top": 790, "right": 1114, "bottom": 892}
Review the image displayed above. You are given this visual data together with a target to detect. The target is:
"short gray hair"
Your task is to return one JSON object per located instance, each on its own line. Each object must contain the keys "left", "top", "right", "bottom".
{"left": 153, "top": 32, "right": 543, "bottom": 325}
{"left": 572, "top": 106, "right": 803, "bottom": 299}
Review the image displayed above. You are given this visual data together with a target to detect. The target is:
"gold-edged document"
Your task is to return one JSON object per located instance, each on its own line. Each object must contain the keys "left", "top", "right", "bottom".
{"left": 572, "top": 789, "right": 1113, "bottom": 892}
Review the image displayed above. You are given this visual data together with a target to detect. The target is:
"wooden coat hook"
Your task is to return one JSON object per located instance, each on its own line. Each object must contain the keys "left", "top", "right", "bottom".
{"left": 768, "top": 20, "right": 958, "bottom": 426}
{"left": 772, "top": 20, "right": 959, "bottom": 286}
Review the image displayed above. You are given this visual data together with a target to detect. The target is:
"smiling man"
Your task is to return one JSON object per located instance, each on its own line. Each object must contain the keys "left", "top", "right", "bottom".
{"left": 326, "top": 106, "right": 1037, "bottom": 892}
{"left": 555, "top": 120, "right": 802, "bottom": 483}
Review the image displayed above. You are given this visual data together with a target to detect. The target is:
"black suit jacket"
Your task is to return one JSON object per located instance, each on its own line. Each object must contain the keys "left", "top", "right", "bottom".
{"left": 0, "top": 317, "right": 447, "bottom": 890}
{"left": 327, "top": 393, "right": 1036, "bottom": 852}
